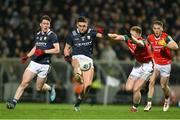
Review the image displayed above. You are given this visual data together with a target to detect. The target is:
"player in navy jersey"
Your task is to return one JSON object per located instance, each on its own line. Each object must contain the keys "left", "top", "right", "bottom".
{"left": 64, "top": 16, "right": 104, "bottom": 111}
{"left": 6, "top": 15, "right": 60, "bottom": 109}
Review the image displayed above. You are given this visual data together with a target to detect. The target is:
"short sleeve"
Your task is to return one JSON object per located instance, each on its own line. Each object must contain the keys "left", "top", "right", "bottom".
{"left": 65, "top": 34, "right": 73, "bottom": 46}
{"left": 51, "top": 33, "right": 58, "bottom": 43}
{"left": 124, "top": 35, "right": 130, "bottom": 41}
{"left": 91, "top": 29, "right": 97, "bottom": 39}
{"left": 166, "top": 35, "right": 174, "bottom": 44}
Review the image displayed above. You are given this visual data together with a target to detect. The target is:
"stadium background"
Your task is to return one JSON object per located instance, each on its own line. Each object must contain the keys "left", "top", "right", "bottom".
{"left": 0, "top": 0, "right": 180, "bottom": 106}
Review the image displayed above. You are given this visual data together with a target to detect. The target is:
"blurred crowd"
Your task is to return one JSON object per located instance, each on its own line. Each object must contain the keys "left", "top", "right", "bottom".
{"left": 0, "top": 0, "right": 180, "bottom": 62}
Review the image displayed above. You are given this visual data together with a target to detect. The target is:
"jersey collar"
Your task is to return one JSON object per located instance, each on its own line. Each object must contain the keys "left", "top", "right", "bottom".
{"left": 41, "top": 29, "right": 50, "bottom": 35}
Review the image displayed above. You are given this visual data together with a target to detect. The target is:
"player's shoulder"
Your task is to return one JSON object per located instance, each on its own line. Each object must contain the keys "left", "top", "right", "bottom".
{"left": 147, "top": 34, "right": 154, "bottom": 41}
{"left": 88, "top": 26, "right": 96, "bottom": 31}
{"left": 47, "top": 30, "right": 58, "bottom": 41}
{"left": 36, "top": 31, "right": 41, "bottom": 36}
{"left": 69, "top": 27, "right": 78, "bottom": 36}
{"left": 87, "top": 26, "right": 97, "bottom": 36}
{"left": 162, "top": 32, "right": 168, "bottom": 37}
{"left": 47, "top": 30, "right": 57, "bottom": 36}
{"left": 147, "top": 34, "right": 154, "bottom": 38}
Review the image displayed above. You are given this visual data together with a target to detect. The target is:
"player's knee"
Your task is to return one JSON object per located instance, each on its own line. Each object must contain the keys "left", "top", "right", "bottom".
{"left": 36, "top": 86, "right": 42, "bottom": 91}
{"left": 126, "top": 86, "right": 133, "bottom": 92}
{"left": 160, "top": 83, "right": 167, "bottom": 90}
{"left": 160, "top": 81, "right": 167, "bottom": 89}
{"left": 133, "top": 87, "right": 140, "bottom": 93}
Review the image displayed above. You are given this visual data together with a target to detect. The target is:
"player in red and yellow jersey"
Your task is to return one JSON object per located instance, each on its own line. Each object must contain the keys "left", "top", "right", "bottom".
{"left": 144, "top": 21, "right": 179, "bottom": 112}
{"left": 108, "top": 26, "right": 153, "bottom": 112}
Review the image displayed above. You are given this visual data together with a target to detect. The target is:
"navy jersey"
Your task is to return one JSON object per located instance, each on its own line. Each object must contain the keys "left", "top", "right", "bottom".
{"left": 66, "top": 28, "right": 97, "bottom": 58}
{"left": 31, "top": 30, "right": 58, "bottom": 64}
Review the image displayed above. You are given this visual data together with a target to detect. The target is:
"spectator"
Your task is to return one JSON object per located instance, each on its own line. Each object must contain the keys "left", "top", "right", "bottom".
{"left": 0, "top": 0, "right": 179, "bottom": 61}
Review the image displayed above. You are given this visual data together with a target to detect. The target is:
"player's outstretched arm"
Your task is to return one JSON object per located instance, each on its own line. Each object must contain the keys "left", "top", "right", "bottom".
{"left": 108, "top": 33, "right": 125, "bottom": 41}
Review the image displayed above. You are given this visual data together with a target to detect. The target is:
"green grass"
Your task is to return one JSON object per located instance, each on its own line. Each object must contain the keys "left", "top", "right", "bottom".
{"left": 0, "top": 103, "right": 180, "bottom": 119}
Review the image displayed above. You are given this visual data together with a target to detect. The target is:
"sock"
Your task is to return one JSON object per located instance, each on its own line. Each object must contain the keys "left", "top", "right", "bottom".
{"left": 12, "top": 98, "right": 18, "bottom": 105}
{"left": 146, "top": 97, "right": 152, "bottom": 105}
{"left": 165, "top": 96, "right": 169, "bottom": 99}
{"left": 75, "top": 98, "right": 82, "bottom": 107}
{"left": 133, "top": 103, "right": 139, "bottom": 108}
{"left": 148, "top": 97, "right": 152, "bottom": 102}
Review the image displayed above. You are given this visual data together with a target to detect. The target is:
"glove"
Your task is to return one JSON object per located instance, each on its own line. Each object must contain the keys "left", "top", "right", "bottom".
{"left": 97, "top": 27, "right": 108, "bottom": 37}
{"left": 97, "top": 27, "right": 104, "bottom": 34}
{"left": 20, "top": 55, "right": 29, "bottom": 64}
{"left": 157, "top": 39, "right": 167, "bottom": 47}
{"left": 64, "top": 55, "right": 72, "bottom": 63}
{"left": 34, "top": 49, "right": 44, "bottom": 56}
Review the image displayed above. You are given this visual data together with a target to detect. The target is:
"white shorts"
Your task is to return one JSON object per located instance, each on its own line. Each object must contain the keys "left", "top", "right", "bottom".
{"left": 129, "top": 61, "right": 153, "bottom": 81}
{"left": 72, "top": 55, "right": 94, "bottom": 69}
{"left": 27, "top": 61, "right": 51, "bottom": 78}
{"left": 154, "top": 63, "right": 171, "bottom": 77}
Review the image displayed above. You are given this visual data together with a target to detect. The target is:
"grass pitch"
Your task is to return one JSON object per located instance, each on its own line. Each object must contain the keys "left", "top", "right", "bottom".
{"left": 0, "top": 103, "right": 180, "bottom": 119}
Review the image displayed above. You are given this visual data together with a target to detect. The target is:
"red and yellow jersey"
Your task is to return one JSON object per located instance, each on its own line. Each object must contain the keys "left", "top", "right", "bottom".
{"left": 124, "top": 35, "right": 152, "bottom": 63}
{"left": 148, "top": 32, "right": 172, "bottom": 65}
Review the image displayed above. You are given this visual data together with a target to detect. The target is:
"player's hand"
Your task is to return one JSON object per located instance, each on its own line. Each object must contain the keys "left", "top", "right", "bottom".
{"left": 20, "top": 55, "right": 29, "bottom": 64}
{"left": 64, "top": 55, "right": 72, "bottom": 63}
{"left": 158, "top": 39, "right": 167, "bottom": 47}
{"left": 34, "top": 49, "right": 45, "bottom": 56}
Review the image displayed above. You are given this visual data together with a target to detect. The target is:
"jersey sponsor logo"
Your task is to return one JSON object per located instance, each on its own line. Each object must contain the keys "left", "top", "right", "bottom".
{"left": 75, "top": 41, "right": 92, "bottom": 47}
{"left": 74, "top": 38, "right": 80, "bottom": 41}
{"left": 36, "top": 42, "right": 47, "bottom": 47}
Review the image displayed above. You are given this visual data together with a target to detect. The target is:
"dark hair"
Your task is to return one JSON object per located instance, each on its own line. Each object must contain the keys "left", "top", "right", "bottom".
{"left": 75, "top": 16, "right": 88, "bottom": 24}
{"left": 152, "top": 20, "right": 164, "bottom": 27}
{"left": 130, "top": 26, "right": 142, "bottom": 35}
{"left": 40, "top": 15, "right": 51, "bottom": 23}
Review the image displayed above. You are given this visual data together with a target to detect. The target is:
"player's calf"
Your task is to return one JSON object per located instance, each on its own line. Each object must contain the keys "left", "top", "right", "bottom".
{"left": 74, "top": 98, "right": 82, "bottom": 112}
